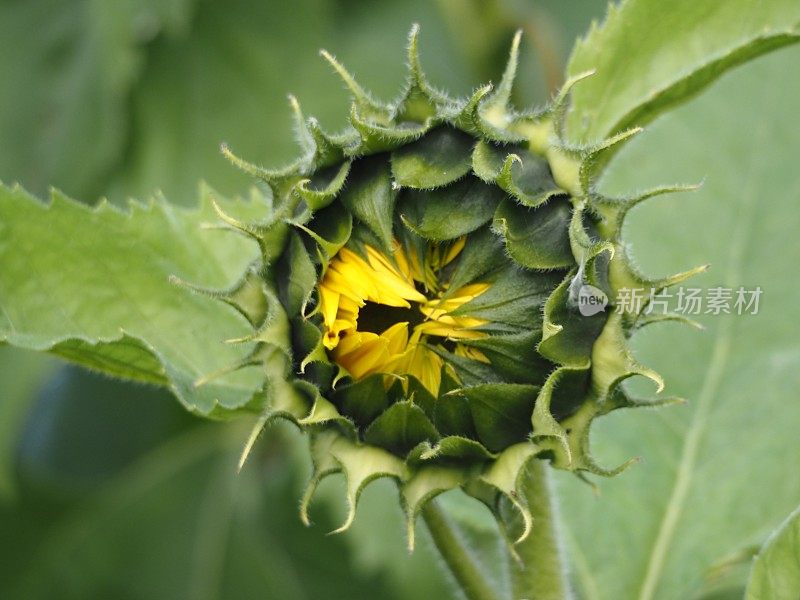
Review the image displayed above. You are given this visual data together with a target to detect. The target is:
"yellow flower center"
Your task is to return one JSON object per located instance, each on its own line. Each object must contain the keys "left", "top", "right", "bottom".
{"left": 318, "top": 238, "right": 489, "bottom": 395}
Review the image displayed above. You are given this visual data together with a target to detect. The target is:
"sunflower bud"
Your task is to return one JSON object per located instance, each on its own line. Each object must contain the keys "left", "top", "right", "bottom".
{"left": 206, "top": 26, "right": 701, "bottom": 547}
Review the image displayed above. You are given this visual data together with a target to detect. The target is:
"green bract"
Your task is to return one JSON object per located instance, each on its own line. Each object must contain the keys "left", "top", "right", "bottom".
{"left": 192, "top": 26, "right": 702, "bottom": 547}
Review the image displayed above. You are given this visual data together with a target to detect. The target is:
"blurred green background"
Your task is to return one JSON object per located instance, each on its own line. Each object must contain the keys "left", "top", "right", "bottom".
{"left": 0, "top": 1, "right": 606, "bottom": 598}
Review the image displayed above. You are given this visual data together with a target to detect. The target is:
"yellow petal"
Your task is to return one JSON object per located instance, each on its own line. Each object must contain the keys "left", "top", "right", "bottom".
{"left": 454, "top": 344, "right": 490, "bottom": 363}
{"left": 392, "top": 243, "right": 413, "bottom": 280}
{"left": 319, "top": 285, "right": 340, "bottom": 328}
{"left": 407, "top": 344, "right": 442, "bottom": 395}
{"left": 320, "top": 237, "right": 492, "bottom": 392}
{"left": 380, "top": 322, "right": 410, "bottom": 356}
{"left": 442, "top": 237, "right": 466, "bottom": 266}
{"left": 335, "top": 332, "right": 392, "bottom": 378}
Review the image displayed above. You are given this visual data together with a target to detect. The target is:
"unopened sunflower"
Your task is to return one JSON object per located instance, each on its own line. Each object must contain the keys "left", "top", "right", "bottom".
{"left": 204, "top": 26, "right": 702, "bottom": 546}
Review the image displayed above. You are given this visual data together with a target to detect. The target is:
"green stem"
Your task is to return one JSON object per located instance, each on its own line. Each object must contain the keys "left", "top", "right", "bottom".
{"left": 422, "top": 500, "right": 498, "bottom": 600}
{"left": 512, "top": 460, "right": 572, "bottom": 600}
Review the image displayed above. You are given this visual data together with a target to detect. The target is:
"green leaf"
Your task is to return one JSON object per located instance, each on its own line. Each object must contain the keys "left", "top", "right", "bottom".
{"left": 0, "top": 184, "right": 267, "bottom": 416}
{"left": 400, "top": 376, "right": 437, "bottom": 422}
{"left": 297, "top": 202, "right": 353, "bottom": 261}
{"left": 275, "top": 231, "right": 317, "bottom": 316}
{"left": 453, "top": 266, "right": 560, "bottom": 331}
{"left": 398, "top": 176, "right": 504, "bottom": 241}
{"left": 746, "top": 505, "right": 800, "bottom": 600}
{"left": 433, "top": 379, "right": 478, "bottom": 439}
{"left": 391, "top": 127, "right": 474, "bottom": 190}
{"left": 339, "top": 154, "right": 396, "bottom": 251}
{"left": 294, "top": 161, "right": 352, "bottom": 211}
{"left": 421, "top": 436, "right": 495, "bottom": 463}
{"left": 493, "top": 196, "right": 573, "bottom": 269}
{"left": 566, "top": 0, "right": 800, "bottom": 143}
{"left": 453, "top": 384, "right": 537, "bottom": 453}
{"left": 331, "top": 374, "right": 389, "bottom": 429}
{"left": 443, "top": 226, "right": 507, "bottom": 296}
{"left": 461, "top": 331, "right": 553, "bottom": 386}
{"left": 538, "top": 272, "right": 607, "bottom": 366}
{"left": 472, "top": 141, "right": 561, "bottom": 207}
{"left": 559, "top": 46, "right": 800, "bottom": 600}
{"left": 363, "top": 401, "right": 440, "bottom": 456}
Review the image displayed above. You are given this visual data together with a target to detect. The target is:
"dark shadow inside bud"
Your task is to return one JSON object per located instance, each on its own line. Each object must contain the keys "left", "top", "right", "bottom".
{"left": 357, "top": 302, "right": 425, "bottom": 335}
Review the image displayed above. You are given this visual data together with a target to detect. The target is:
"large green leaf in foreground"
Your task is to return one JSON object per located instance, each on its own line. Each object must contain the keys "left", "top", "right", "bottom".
{"left": 0, "top": 185, "right": 264, "bottom": 416}
{"left": 558, "top": 46, "right": 800, "bottom": 600}
{"left": 746, "top": 505, "right": 800, "bottom": 600}
{"left": 566, "top": 0, "right": 800, "bottom": 143}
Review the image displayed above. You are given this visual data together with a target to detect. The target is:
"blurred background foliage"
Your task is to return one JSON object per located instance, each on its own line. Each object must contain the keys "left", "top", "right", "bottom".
{"left": 0, "top": 1, "right": 606, "bottom": 598}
